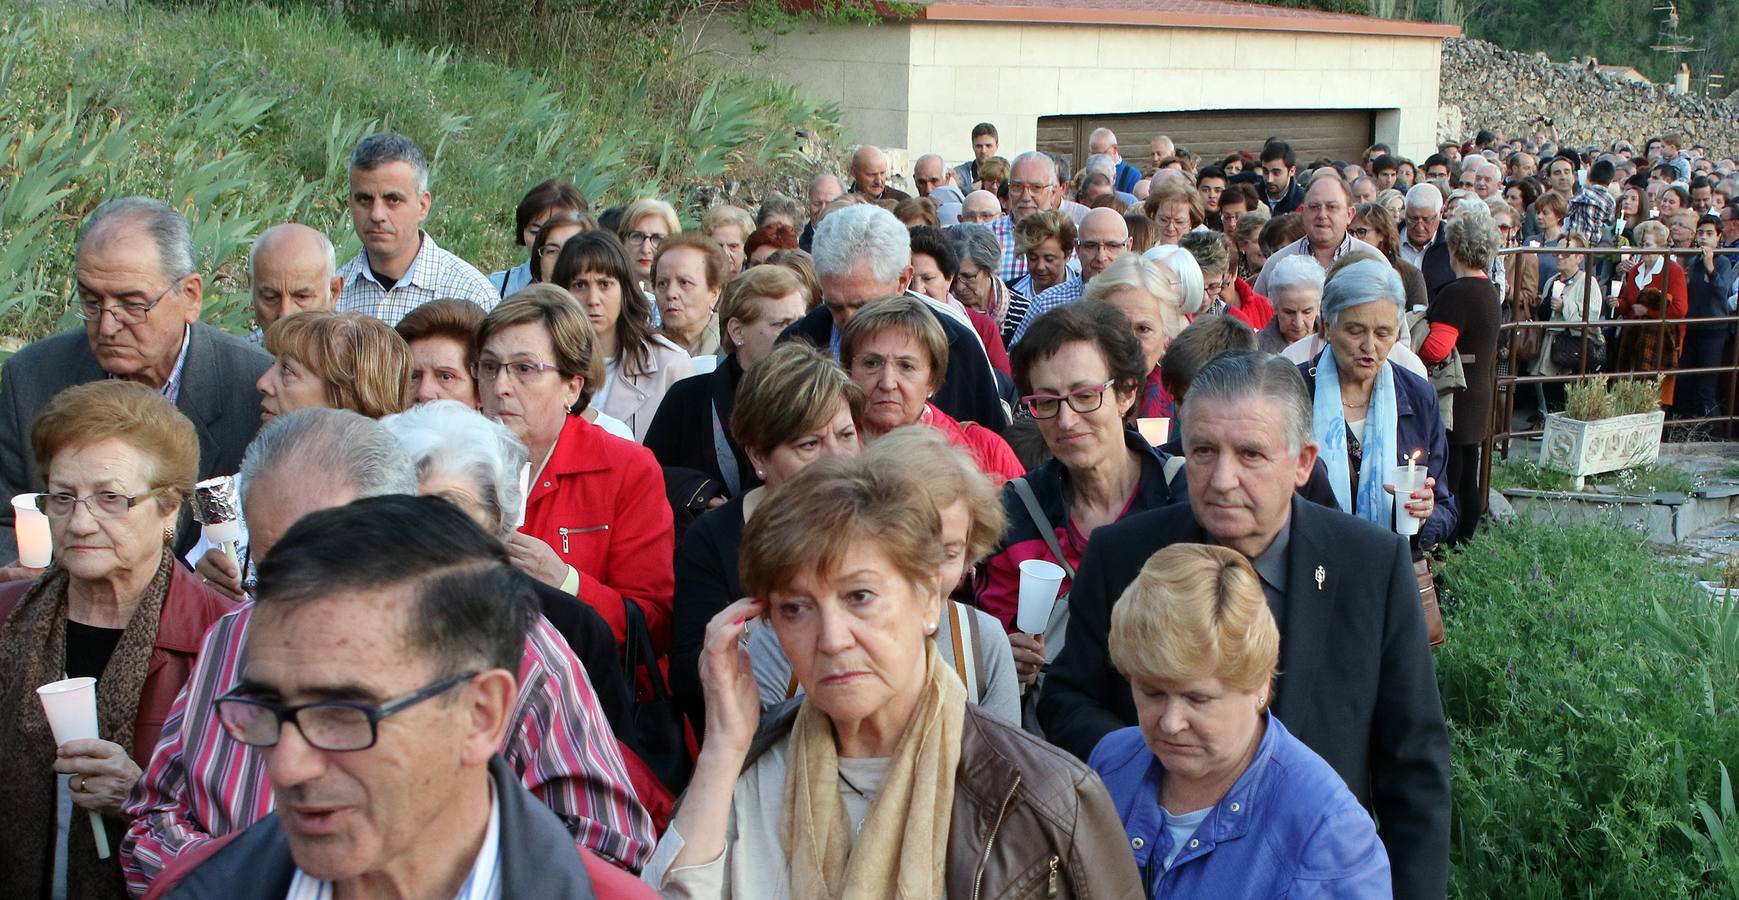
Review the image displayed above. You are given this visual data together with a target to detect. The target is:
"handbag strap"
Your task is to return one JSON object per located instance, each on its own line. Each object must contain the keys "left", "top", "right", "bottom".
{"left": 1010, "top": 477, "right": 1075, "bottom": 581}
{"left": 620, "top": 598, "right": 672, "bottom": 701}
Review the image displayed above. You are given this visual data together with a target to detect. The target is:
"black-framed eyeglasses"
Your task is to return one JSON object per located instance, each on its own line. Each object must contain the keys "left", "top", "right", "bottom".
{"left": 626, "top": 230, "right": 666, "bottom": 249}
{"left": 35, "top": 489, "right": 162, "bottom": 519}
{"left": 1020, "top": 379, "right": 1116, "bottom": 419}
{"left": 71, "top": 279, "right": 183, "bottom": 325}
{"left": 214, "top": 671, "right": 477, "bottom": 752}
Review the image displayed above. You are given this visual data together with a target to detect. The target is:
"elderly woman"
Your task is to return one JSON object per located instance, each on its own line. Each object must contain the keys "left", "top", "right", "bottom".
{"left": 1006, "top": 210, "right": 1080, "bottom": 345}
{"left": 1256, "top": 254, "right": 1325, "bottom": 354}
{"left": 701, "top": 205, "right": 755, "bottom": 273}
{"left": 1089, "top": 544, "right": 1389, "bottom": 897}
{"left": 395, "top": 297, "right": 486, "bottom": 407}
{"left": 477, "top": 283, "right": 675, "bottom": 650}
{"left": 1144, "top": 179, "right": 1206, "bottom": 247}
{"left": 744, "top": 222, "right": 798, "bottom": 267}
{"left": 748, "top": 428, "right": 1020, "bottom": 724}
{"left": 1421, "top": 205, "right": 1502, "bottom": 545}
{"left": 1181, "top": 231, "right": 1272, "bottom": 329}
{"left": 1300, "top": 258, "right": 1455, "bottom": 557}
{"left": 655, "top": 233, "right": 731, "bottom": 361}
{"left": 1081, "top": 253, "right": 1186, "bottom": 420}
{"left": 1377, "top": 187, "right": 1407, "bottom": 223}
{"left": 645, "top": 454, "right": 1142, "bottom": 898}
{"left": 645, "top": 265, "right": 810, "bottom": 497}
{"left": 1614, "top": 219, "right": 1688, "bottom": 410}
{"left": 947, "top": 223, "right": 1012, "bottom": 335}
{"left": 0, "top": 381, "right": 235, "bottom": 899}
{"left": 256, "top": 309, "right": 411, "bottom": 424}
{"left": 911, "top": 225, "right": 1011, "bottom": 374}
{"left": 617, "top": 197, "right": 682, "bottom": 300}
{"left": 528, "top": 210, "right": 596, "bottom": 284}
{"left": 979, "top": 302, "right": 1178, "bottom": 690}
{"left": 843, "top": 295, "right": 1024, "bottom": 484}
{"left": 670, "top": 342, "right": 864, "bottom": 738}
{"left": 552, "top": 231, "right": 693, "bottom": 441}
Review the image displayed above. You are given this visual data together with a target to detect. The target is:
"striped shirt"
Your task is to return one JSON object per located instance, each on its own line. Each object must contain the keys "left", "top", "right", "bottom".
{"left": 120, "top": 605, "right": 654, "bottom": 894}
{"left": 284, "top": 784, "right": 503, "bottom": 900}
{"left": 337, "top": 231, "right": 499, "bottom": 325}
{"left": 988, "top": 215, "right": 1028, "bottom": 282}
{"left": 1008, "top": 272, "right": 1086, "bottom": 346}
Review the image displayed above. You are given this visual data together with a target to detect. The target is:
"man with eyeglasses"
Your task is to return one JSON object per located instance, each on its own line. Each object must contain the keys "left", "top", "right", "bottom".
{"left": 146, "top": 495, "right": 650, "bottom": 898}
{"left": 1075, "top": 208, "right": 1132, "bottom": 284}
{"left": 987, "top": 151, "right": 1068, "bottom": 283}
{"left": 959, "top": 190, "right": 1002, "bottom": 225}
{"left": 1253, "top": 173, "right": 1378, "bottom": 296}
{"left": 335, "top": 132, "right": 497, "bottom": 325}
{"left": 0, "top": 197, "right": 270, "bottom": 565}
{"left": 123, "top": 413, "right": 654, "bottom": 894}
{"left": 1399, "top": 183, "right": 1445, "bottom": 270}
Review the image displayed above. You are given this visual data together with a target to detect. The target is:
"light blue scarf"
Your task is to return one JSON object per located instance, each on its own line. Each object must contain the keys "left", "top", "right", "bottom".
{"left": 1312, "top": 346, "right": 1397, "bottom": 528}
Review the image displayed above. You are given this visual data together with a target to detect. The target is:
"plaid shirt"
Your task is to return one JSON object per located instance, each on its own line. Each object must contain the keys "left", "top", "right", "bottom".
{"left": 337, "top": 231, "right": 499, "bottom": 325}
{"left": 988, "top": 215, "right": 1028, "bottom": 282}
{"left": 120, "top": 605, "right": 654, "bottom": 893}
{"left": 1565, "top": 185, "right": 1618, "bottom": 245}
{"left": 1007, "top": 272, "right": 1086, "bottom": 345}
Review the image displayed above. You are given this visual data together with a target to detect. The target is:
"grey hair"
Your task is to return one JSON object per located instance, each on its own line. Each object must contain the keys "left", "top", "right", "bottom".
{"left": 246, "top": 227, "right": 336, "bottom": 281}
{"left": 239, "top": 408, "right": 418, "bottom": 508}
{"left": 379, "top": 400, "right": 529, "bottom": 542}
{"left": 1320, "top": 257, "right": 1404, "bottom": 328}
{"left": 1143, "top": 244, "right": 1206, "bottom": 315}
{"left": 1010, "top": 151, "right": 1059, "bottom": 186}
{"left": 76, "top": 196, "right": 196, "bottom": 282}
{"left": 1404, "top": 183, "right": 1443, "bottom": 212}
{"left": 1446, "top": 202, "right": 1499, "bottom": 270}
{"left": 812, "top": 203, "right": 910, "bottom": 284}
{"left": 809, "top": 171, "right": 846, "bottom": 195}
{"left": 1180, "top": 350, "right": 1312, "bottom": 456}
{"left": 1084, "top": 154, "right": 1116, "bottom": 179}
{"left": 1088, "top": 127, "right": 1117, "bottom": 152}
{"left": 350, "top": 131, "right": 429, "bottom": 192}
{"left": 946, "top": 223, "right": 1001, "bottom": 272}
{"left": 1266, "top": 253, "right": 1326, "bottom": 299}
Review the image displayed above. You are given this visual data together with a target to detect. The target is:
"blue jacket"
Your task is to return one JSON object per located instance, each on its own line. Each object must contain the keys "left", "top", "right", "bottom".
{"left": 1089, "top": 715, "right": 1391, "bottom": 900}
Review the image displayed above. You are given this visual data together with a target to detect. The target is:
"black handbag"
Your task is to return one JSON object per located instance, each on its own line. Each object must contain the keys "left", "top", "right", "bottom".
{"left": 1550, "top": 330, "right": 1607, "bottom": 372}
{"left": 620, "top": 598, "right": 692, "bottom": 794}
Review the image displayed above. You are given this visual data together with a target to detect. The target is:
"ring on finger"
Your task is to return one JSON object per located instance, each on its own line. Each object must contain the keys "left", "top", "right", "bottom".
{"left": 72, "top": 774, "right": 85, "bottom": 792}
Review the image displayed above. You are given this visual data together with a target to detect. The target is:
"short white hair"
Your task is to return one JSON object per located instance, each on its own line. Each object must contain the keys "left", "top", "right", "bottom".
{"left": 1010, "top": 151, "right": 1059, "bottom": 186}
{"left": 1142, "top": 244, "right": 1206, "bottom": 315}
{"left": 1088, "top": 127, "right": 1117, "bottom": 153}
{"left": 247, "top": 227, "right": 336, "bottom": 280}
{"left": 1266, "top": 253, "right": 1326, "bottom": 298}
{"left": 812, "top": 203, "right": 911, "bottom": 284}
{"left": 379, "top": 400, "right": 529, "bottom": 542}
{"left": 1404, "top": 183, "right": 1443, "bottom": 212}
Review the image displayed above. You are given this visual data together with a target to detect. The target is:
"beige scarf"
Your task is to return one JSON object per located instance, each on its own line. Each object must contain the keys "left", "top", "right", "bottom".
{"left": 783, "top": 640, "right": 965, "bottom": 900}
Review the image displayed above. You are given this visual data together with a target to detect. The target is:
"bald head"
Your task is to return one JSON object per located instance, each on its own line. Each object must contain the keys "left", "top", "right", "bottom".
{"left": 1078, "top": 208, "right": 1131, "bottom": 281}
{"left": 913, "top": 154, "right": 946, "bottom": 198}
{"left": 851, "top": 145, "right": 892, "bottom": 199}
{"left": 961, "top": 190, "right": 1002, "bottom": 224}
{"left": 249, "top": 223, "right": 341, "bottom": 330}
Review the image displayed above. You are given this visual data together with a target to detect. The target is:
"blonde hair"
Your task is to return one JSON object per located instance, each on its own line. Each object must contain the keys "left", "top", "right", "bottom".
{"left": 1081, "top": 253, "right": 1187, "bottom": 340}
{"left": 617, "top": 198, "right": 681, "bottom": 241}
{"left": 32, "top": 380, "right": 199, "bottom": 514}
{"left": 1142, "top": 179, "right": 1206, "bottom": 227}
{"left": 478, "top": 284, "right": 605, "bottom": 410}
{"left": 731, "top": 342, "right": 865, "bottom": 454}
{"left": 700, "top": 204, "right": 753, "bottom": 238}
{"left": 861, "top": 426, "right": 1005, "bottom": 565}
{"left": 718, "top": 266, "right": 805, "bottom": 356}
{"left": 265, "top": 311, "right": 411, "bottom": 419}
{"left": 1108, "top": 543, "right": 1279, "bottom": 693}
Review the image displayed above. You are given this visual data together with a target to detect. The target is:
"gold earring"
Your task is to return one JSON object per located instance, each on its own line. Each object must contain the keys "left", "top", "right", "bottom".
{"left": 163, "top": 527, "right": 176, "bottom": 542}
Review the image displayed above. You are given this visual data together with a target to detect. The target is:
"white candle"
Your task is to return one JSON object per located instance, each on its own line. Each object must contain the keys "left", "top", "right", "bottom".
{"left": 11, "top": 494, "right": 51, "bottom": 568}
{"left": 515, "top": 463, "right": 531, "bottom": 528}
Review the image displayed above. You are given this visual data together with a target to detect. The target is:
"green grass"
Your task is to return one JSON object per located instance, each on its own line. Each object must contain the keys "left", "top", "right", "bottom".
{"left": 0, "top": 1, "right": 839, "bottom": 340}
{"left": 1493, "top": 458, "right": 1700, "bottom": 495}
{"left": 1437, "top": 521, "right": 1739, "bottom": 896}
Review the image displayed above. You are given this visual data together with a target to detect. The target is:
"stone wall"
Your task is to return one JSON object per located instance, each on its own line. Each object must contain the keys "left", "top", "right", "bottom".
{"left": 1438, "top": 37, "right": 1739, "bottom": 156}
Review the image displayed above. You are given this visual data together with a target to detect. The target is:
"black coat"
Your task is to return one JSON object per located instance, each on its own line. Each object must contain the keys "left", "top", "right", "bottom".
{"left": 668, "top": 494, "right": 746, "bottom": 741}
{"left": 1421, "top": 239, "right": 1457, "bottom": 301}
{"left": 1037, "top": 496, "right": 1451, "bottom": 900}
{"left": 778, "top": 293, "right": 1008, "bottom": 432}
{"left": 642, "top": 356, "right": 759, "bottom": 496}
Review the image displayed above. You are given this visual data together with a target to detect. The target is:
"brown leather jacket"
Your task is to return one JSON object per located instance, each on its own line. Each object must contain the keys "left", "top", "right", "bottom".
{"left": 746, "top": 701, "right": 1144, "bottom": 899}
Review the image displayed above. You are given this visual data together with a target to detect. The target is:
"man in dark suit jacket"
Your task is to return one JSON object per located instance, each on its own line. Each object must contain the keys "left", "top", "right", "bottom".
{"left": 1039, "top": 350, "right": 1450, "bottom": 899}
{"left": 777, "top": 204, "right": 1007, "bottom": 432}
{"left": 0, "top": 197, "right": 270, "bottom": 560}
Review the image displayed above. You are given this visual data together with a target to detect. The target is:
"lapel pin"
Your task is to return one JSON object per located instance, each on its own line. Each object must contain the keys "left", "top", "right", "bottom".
{"left": 1315, "top": 565, "right": 1326, "bottom": 592}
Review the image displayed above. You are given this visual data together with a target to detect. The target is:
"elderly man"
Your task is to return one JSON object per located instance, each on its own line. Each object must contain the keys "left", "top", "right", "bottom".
{"left": 797, "top": 171, "right": 846, "bottom": 252}
{"left": 1088, "top": 127, "right": 1143, "bottom": 194}
{"left": 848, "top": 145, "right": 909, "bottom": 203}
{"left": 960, "top": 189, "right": 1002, "bottom": 226}
{"left": 778, "top": 204, "right": 1005, "bottom": 430}
{"left": 987, "top": 151, "right": 1070, "bottom": 281}
{"left": 1253, "top": 173, "right": 1379, "bottom": 295}
{"left": 1400, "top": 183, "right": 1445, "bottom": 269}
{"left": 246, "top": 223, "right": 344, "bottom": 344}
{"left": 121, "top": 410, "right": 655, "bottom": 893}
{"left": 954, "top": 121, "right": 999, "bottom": 190}
{"left": 1075, "top": 207, "right": 1131, "bottom": 283}
{"left": 151, "top": 496, "right": 651, "bottom": 898}
{"left": 1351, "top": 175, "right": 1379, "bottom": 207}
{"left": 912, "top": 153, "right": 949, "bottom": 199}
{"left": 0, "top": 196, "right": 269, "bottom": 561}
{"left": 1471, "top": 160, "right": 1503, "bottom": 200}
{"left": 1149, "top": 134, "right": 1175, "bottom": 171}
{"left": 336, "top": 132, "right": 496, "bottom": 324}
{"left": 1039, "top": 351, "right": 1451, "bottom": 900}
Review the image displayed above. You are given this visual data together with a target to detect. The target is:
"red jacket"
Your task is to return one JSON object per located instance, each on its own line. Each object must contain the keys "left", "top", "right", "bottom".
{"left": 1618, "top": 259, "right": 1689, "bottom": 342}
{"left": 923, "top": 403, "right": 1026, "bottom": 486}
{"left": 0, "top": 562, "right": 237, "bottom": 766}
{"left": 521, "top": 415, "right": 675, "bottom": 653}
{"left": 1226, "top": 277, "right": 1275, "bottom": 331}
{"left": 965, "top": 306, "right": 1012, "bottom": 374}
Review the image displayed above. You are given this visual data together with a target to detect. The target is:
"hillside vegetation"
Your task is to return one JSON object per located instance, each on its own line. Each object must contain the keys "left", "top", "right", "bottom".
{"left": 0, "top": 1, "right": 839, "bottom": 341}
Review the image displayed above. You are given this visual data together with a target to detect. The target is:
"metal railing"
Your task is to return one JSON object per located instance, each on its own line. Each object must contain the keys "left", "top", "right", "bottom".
{"left": 1479, "top": 243, "right": 1739, "bottom": 508}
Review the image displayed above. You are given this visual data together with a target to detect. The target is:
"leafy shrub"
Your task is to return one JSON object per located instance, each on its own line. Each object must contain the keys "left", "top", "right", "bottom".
{"left": 1562, "top": 376, "right": 1665, "bottom": 421}
{"left": 1435, "top": 521, "right": 1738, "bottom": 897}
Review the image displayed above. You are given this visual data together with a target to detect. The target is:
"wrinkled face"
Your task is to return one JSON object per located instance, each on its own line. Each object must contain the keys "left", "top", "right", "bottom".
{"left": 1150, "top": 138, "right": 1173, "bottom": 168}
{"left": 408, "top": 336, "right": 477, "bottom": 408}
{"left": 1669, "top": 217, "right": 1695, "bottom": 248}
{"left": 1102, "top": 287, "right": 1168, "bottom": 373}
{"left": 1473, "top": 167, "right": 1501, "bottom": 199}
{"left": 1026, "top": 340, "right": 1135, "bottom": 474}
{"left": 1154, "top": 201, "right": 1191, "bottom": 246}
{"left": 729, "top": 291, "right": 807, "bottom": 369}
{"left": 853, "top": 153, "right": 889, "bottom": 197}
{"left": 244, "top": 589, "right": 482, "bottom": 885}
{"left": 655, "top": 245, "right": 722, "bottom": 341}
{"left": 1197, "top": 177, "right": 1226, "bottom": 212}
{"left": 534, "top": 224, "right": 587, "bottom": 284}
{"left": 973, "top": 134, "right": 998, "bottom": 164}
{"left": 1272, "top": 286, "right": 1320, "bottom": 344}
{"left": 77, "top": 232, "right": 201, "bottom": 381}
{"left": 624, "top": 214, "right": 670, "bottom": 285}
{"left": 1328, "top": 300, "right": 1399, "bottom": 377}
{"left": 1302, "top": 181, "right": 1353, "bottom": 248}
{"left": 937, "top": 500, "right": 972, "bottom": 595}
{"left": 953, "top": 259, "right": 995, "bottom": 311}
{"left": 1352, "top": 180, "right": 1378, "bottom": 207}
{"left": 478, "top": 322, "right": 583, "bottom": 453}
{"left": 913, "top": 159, "right": 945, "bottom": 198}
{"left": 960, "top": 196, "right": 1001, "bottom": 224}
{"left": 808, "top": 178, "right": 844, "bottom": 220}
{"left": 1183, "top": 395, "right": 1313, "bottom": 553}
{"left": 769, "top": 541, "right": 941, "bottom": 738}
{"left": 1240, "top": 238, "right": 1269, "bottom": 275}
{"left": 348, "top": 162, "right": 430, "bottom": 264}
{"left": 1639, "top": 229, "right": 1666, "bottom": 251}
{"left": 710, "top": 225, "right": 747, "bottom": 272}
{"left": 1404, "top": 207, "right": 1440, "bottom": 247}
{"left": 849, "top": 328, "right": 936, "bottom": 432}
{"left": 257, "top": 355, "right": 330, "bottom": 424}
{"left": 750, "top": 401, "right": 860, "bottom": 487}
{"left": 1025, "top": 237, "right": 1068, "bottom": 291}
{"left": 1077, "top": 221, "right": 1130, "bottom": 283}
{"left": 819, "top": 258, "right": 906, "bottom": 336}
{"left": 1008, "top": 159, "right": 1057, "bottom": 222}
{"left": 1553, "top": 247, "right": 1583, "bottom": 274}
{"left": 1260, "top": 160, "right": 1293, "bottom": 197}
{"left": 45, "top": 438, "right": 178, "bottom": 584}
{"left": 566, "top": 268, "right": 623, "bottom": 342}
{"left": 910, "top": 253, "right": 953, "bottom": 304}
{"left": 252, "top": 249, "right": 336, "bottom": 331}
{"left": 1131, "top": 672, "right": 1264, "bottom": 788}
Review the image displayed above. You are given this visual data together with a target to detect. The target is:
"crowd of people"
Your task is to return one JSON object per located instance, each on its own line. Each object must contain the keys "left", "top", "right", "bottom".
{"left": 0, "top": 119, "right": 1726, "bottom": 899}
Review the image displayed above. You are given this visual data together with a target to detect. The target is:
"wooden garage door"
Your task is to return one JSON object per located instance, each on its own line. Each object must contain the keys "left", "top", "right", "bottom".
{"left": 1038, "top": 109, "right": 1375, "bottom": 176}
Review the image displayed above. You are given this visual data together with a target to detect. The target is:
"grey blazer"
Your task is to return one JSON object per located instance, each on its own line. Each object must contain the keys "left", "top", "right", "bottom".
{"left": 0, "top": 324, "right": 271, "bottom": 558}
